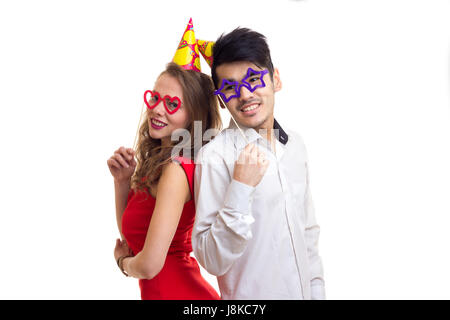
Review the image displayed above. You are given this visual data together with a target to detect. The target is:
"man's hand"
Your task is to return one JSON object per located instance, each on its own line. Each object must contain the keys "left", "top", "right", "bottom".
{"left": 233, "top": 143, "right": 269, "bottom": 187}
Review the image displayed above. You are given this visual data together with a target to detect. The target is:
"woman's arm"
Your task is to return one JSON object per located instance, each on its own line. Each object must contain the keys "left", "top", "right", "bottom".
{"left": 114, "top": 181, "right": 130, "bottom": 239}
{"left": 120, "top": 161, "right": 190, "bottom": 279}
{"left": 107, "top": 147, "right": 136, "bottom": 239}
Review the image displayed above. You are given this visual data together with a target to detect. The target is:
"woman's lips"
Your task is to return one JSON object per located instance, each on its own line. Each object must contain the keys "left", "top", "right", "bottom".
{"left": 150, "top": 118, "right": 167, "bottom": 129}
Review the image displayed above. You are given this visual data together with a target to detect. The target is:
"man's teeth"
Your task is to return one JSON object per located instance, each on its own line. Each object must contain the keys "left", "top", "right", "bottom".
{"left": 242, "top": 104, "right": 259, "bottom": 112}
{"left": 151, "top": 119, "right": 166, "bottom": 126}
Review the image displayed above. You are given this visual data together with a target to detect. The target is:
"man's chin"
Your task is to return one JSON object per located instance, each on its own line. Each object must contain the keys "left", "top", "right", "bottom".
{"left": 236, "top": 115, "right": 268, "bottom": 131}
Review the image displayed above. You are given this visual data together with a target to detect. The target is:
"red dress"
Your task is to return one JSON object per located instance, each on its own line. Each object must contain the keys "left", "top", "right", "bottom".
{"left": 121, "top": 157, "right": 220, "bottom": 300}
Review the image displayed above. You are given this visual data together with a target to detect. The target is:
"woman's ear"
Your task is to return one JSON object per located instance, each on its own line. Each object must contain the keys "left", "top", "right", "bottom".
{"left": 272, "top": 68, "right": 282, "bottom": 92}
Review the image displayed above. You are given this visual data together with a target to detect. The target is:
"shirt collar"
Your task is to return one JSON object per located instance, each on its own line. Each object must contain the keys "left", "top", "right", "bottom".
{"left": 274, "top": 118, "right": 289, "bottom": 145}
{"left": 227, "top": 118, "right": 289, "bottom": 150}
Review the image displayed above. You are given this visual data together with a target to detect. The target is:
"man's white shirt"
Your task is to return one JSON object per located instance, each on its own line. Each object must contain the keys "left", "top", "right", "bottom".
{"left": 192, "top": 119, "right": 325, "bottom": 300}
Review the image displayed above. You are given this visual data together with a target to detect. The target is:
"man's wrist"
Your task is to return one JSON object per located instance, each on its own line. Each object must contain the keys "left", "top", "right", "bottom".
{"left": 224, "top": 179, "right": 255, "bottom": 212}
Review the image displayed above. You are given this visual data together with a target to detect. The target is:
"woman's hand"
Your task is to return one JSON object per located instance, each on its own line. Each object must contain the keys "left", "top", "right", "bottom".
{"left": 114, "top": 238, "right": 133, "bottom": 262}
{"left": 107, "top": 147, "right": 137, "bottom": 184}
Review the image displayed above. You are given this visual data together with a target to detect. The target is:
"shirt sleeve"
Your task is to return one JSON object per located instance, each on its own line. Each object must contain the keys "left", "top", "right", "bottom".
{"left": 304, "top": 162, "right": 326, "bottom": 300}
{"left": 192, "top": 149, "right": 256, "bottom": 277}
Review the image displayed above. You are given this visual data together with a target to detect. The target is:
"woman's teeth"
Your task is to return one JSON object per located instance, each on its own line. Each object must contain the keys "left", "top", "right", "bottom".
{"left": 151, "top": 119, "right": 167, "bottom": 127}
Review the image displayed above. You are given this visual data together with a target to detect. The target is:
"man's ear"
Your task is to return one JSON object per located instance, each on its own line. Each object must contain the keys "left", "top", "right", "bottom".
{"left": 273, "top": 68, "right": 282, "bottom": 92}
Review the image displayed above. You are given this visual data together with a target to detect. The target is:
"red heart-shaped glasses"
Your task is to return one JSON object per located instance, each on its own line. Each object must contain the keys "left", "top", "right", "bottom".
{"left": 144, "top": 90, "right": 182, "bottom": 114}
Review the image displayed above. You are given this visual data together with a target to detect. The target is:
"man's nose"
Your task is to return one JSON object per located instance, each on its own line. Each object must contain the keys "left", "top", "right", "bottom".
{"left": 238, "top": 84, "right": 254, "bottom": 101}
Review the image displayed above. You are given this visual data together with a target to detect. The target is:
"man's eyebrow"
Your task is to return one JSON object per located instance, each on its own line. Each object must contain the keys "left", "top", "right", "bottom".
{"left": 222, "top": 73, "right": 248, "bottom": 82}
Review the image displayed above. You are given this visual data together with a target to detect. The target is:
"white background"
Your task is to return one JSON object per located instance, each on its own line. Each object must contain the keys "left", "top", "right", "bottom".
{"left": 0, "top": 0, "right": 449, "bottom": 299}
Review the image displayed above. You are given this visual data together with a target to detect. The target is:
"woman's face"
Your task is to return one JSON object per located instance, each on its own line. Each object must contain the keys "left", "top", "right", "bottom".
{"left": 147, "top": 74, "right": 190, "bottom": 145}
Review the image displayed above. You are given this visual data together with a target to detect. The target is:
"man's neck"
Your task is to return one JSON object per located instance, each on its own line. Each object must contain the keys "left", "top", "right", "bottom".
{"left": 254, "top": 116, "right": 275, "bottom": 142}
{"left": 253, "top": 116, "right": 277, "bottom": 153}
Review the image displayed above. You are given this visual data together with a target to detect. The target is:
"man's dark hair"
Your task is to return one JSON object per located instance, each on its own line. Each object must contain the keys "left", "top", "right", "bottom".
{"left": 211, "top": 27, "right": 274, "bottom": 88}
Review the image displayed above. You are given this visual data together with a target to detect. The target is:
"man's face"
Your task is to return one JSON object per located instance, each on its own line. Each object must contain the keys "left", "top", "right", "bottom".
{"left": 215, "top": 61, "right": 282, "bottom": 131}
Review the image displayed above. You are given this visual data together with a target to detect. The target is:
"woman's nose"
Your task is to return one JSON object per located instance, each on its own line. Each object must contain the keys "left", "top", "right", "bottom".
{"left": 152, "top": 101, "right": 166, "bottom": 116}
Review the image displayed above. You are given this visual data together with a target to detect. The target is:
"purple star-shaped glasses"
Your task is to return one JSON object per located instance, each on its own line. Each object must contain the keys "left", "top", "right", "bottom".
{"left": 214, "top": 68, "right": 269, "bottom": 103}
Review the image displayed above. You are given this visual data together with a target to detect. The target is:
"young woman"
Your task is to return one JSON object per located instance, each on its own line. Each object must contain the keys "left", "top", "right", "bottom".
{"left": 107, "top": 62, "right": 221, "bottom": 299}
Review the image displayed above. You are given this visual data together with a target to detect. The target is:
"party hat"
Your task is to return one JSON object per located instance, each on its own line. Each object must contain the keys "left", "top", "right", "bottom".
{"left": 197, "top": 39, "right": 214, "bottom": 68}
{"left": 172, "top": 18, "right": 201, "bottom": 72}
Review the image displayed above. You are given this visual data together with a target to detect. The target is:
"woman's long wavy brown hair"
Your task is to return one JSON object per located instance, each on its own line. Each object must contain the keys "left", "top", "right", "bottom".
{"left": 131, "top": 62, "right": 222, "bottom": 192}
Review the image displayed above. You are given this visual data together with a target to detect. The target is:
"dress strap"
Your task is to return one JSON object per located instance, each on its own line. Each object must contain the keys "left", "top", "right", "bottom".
{"left": 172, "top": 156, "right": 195, "bottom": 199}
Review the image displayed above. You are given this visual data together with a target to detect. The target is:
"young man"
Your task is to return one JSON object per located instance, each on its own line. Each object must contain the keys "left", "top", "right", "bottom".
{"left": 192, "top": 28, "right": 325, "bottom": 300}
